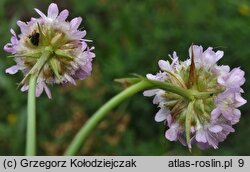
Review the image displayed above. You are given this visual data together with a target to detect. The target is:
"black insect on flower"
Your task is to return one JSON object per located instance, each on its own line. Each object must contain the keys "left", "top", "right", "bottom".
{"left": 4, "top": 3, "right": 95, "bottom": 99}
{"left": 28, "top": 31, "right": 40, "bottom": 46}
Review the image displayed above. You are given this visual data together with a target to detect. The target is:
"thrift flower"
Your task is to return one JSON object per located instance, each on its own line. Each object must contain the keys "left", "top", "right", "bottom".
{"left": 4, "top": 3, "right": 95, "bottom": 98}
{"left": 143, "top": 45, "right": 246, "bottom": 150}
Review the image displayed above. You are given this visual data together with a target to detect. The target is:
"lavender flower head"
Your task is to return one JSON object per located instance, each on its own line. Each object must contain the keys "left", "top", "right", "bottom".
{"left": 4, "top": 3, "right": 95, "bottom": 98}
{"left": 143, "top": 45, "right": 246, "bottom": 150}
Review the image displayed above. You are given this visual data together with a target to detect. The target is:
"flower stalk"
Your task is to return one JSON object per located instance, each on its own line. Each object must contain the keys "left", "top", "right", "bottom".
{"left": 147, "top": 79, "right": 193, "bottom": 101}
{"left": 26, "top": 75, "right": 37, "bottom": 155}
{"left": 64, "top": 78, "right": 200, "bottom": 155}
{"left": 64, "top": 80, "right": 153, "bottom": 155}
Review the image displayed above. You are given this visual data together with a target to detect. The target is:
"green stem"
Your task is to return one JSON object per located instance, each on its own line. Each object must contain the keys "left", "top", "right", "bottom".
{"left": 64, "top": 80, "right": 153, "bottom": 155}
{"left": 147, "top": 80, "right": 193, "bottom": 100}
{"left": 25, "top": 75, "right": 37, "bottom": 155}
{"left": 64, "top": 79, "right": 194, "bottom": 155}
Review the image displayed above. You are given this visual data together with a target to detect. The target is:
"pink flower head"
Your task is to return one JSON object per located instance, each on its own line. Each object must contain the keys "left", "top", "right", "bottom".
{"left": 4, "top": 3, "right": 95, "bottom": 98}
{"left": 144, "top": 45, "right": 246, "bottom": 150}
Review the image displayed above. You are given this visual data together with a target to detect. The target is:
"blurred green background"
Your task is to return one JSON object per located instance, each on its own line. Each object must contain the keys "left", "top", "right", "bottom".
{"left": 0, "top": 0, "right": 249, "bottom": 155}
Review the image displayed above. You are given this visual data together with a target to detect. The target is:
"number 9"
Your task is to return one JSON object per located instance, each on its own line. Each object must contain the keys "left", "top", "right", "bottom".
{"left": 238, "top": 159, "right": 244, "bottom": 167}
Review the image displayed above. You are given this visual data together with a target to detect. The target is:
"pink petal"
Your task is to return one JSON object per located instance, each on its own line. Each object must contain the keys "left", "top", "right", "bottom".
{"left": 44, "top": 84, "right": 52, "bottom": 99}
{"left": 211, "top": 108, "right": 221, "bottom": 120}
{"left": 231, "top": 109, "right": 241, "bottom": 125}
{"left": 4, "top": 43, "right": 14, "bottom": 53}
{"left": 10, "top": 29, "right": 17, "bottom": 37}
{"left": 196, "top": 130, "right": 207, "bottom": 143}
{"left": 158, "top": 60, "right": 171, "bottom": 71}
{"left": 21, "top": 85, "right": 29, "bottom": 92}
{"left": 206, "top": 132, "right": 219, "bottom": 149}
{"left": 235, "top": 94, "right": 247, "bottom": 107}
{"left": 17, "top": 21, "right": 29, "bottom": 34}
{"left": 154, "top": 107, "right": 170, "bottom": 122}
{"left": 189, "top": 45, "right": 203, "bottom": 61}
{"left": 146, "top": 74, "right": 156, "bottom": 80}
{"left": 11, "top": 35, "right": 18, "bottom": 45}
{"left": 215, "top": 50, "right": 224, "bottom": 61}
{"left": 213, "top": 65, "right": 230, "bottom": 78}
{"left": 221, "top": 124, "right": 235, "bottom": 133}
{"left": 208, "top": 125, "right": 223, "bottom": 133}
{"left": 64, "top": 74, "right": 76, "bottom": 85}
{"left": 165, "top": 128, "right": 177, "bottom": 141}
{"left": 47, "top": 3, "right": 59, "bottom": 19}
{"left": 5, "top": 65, "right": 19, "bottom": 74}
{"left": 203, "top": 47, "right": 215, "bottom": 64}
{"left": 166, "top": 115, "right": 172, "bottom": 126}
{"left": 143, "top": 89, "right": 159, "bottom": 97}
{"left": 70, "top": 17, "right": 82, "bottom": 30}
{"left": 71, "top": 30, "right": 86, "bottom": 39}
{"left": 34, "top": 8, "right": 46, "bottom": 19}
{"left": 221, "top": 107, "right": 234, "bottom": 121}
{"left": 36, "top": 82, "right": 44, "bottom": 97}
{"left": 57, "top": 9, "right": 69, "bottom": 21}
{"left": 170, "top": 51, "right": 179, "bottom": 63}
{"left": 81, "top": 41, "right": 87, "bottom": 51}
{"left": 217, "top": 75, "right": 226, "bottom": 86}
{"left": 227, "top": 68, "right": 245, "bottom": 87}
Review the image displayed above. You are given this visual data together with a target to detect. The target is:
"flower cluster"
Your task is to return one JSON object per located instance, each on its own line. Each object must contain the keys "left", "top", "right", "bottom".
{"left": 4, "top": 3, "right": 95, "bottom": 98}
{"left": 143, "top": 45, "right": 246, "bottom": 149}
